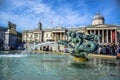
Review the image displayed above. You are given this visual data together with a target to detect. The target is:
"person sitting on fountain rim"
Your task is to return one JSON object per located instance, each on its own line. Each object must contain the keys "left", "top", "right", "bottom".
{"left": 116, "top": 44, "right": 120, "bottom": 59}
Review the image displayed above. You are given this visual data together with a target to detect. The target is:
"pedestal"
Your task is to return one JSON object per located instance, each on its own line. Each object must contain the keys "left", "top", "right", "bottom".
{"left": 73, "top": 57, "right": 88, "bottom": 62}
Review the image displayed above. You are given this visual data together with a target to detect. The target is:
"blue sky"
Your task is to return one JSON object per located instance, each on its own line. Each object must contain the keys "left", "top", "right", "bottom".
{"left": 0, "top": 0, "right": 120, "bottom": 32}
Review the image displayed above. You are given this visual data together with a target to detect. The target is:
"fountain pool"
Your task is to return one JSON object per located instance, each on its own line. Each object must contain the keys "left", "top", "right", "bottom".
{"left": 0, "top": 51, "right": 120, "bottom": 80}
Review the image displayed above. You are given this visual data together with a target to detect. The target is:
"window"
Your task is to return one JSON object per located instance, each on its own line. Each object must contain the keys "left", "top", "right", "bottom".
{"left": 34, "top": 34, "right": 38, "bottom": 38}
{"left": 46, "top": 34, "right": 48, "bottom": 37}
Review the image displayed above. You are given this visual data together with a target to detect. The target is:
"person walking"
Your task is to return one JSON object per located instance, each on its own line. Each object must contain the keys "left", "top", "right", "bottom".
{"left": 102, "top": 45, "right": 106, "bottom": 54}
{"left": 98, "top": 46, "right": 102, "bottom": 54}
{"left": 116, "top": 45, "right": 120, "bottom": 59}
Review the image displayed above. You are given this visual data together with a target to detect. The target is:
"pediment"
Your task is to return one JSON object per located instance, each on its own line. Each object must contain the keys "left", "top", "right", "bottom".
{"left": 94, "top": 25, "right": 109, "bottom": 27}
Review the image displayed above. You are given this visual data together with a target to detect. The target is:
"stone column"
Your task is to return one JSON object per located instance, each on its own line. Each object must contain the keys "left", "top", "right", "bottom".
{"left": 98, "top": 30, "right": 100, "bottom": 43}
{"left": 52, "top": 33, "right": 54, "bottom": 41}
{"left": 94, "top": 30, "right": 96, "bottom": 35}
{"left": 38, "top": 33, "right": 40, "bottom": 42}
{"left": 55, "top": 33, "right": 57, "bottom": 41}
{"left": 106, "top": 30, "right": 108, "bottom": 43}
{"left": 57, "top": 33, "right": 58, "bottom": 41}
{"left": 102, "top": 30, "right": 104, "bottom": 44}
{"left": 98, "top": 30, "right": 100, "bottom": 36}
{"left": 111, "top": 30, "right": 113, "bottom": 43}
{"left": 90, "top": 30, "right": 92, "bottom": 34}
{"left": 60, "top": 33, "right": 62, "bottom": 40}
{"left": 59, "top": 33, "right": 61, "bottom": 40}
{"left": 33, "top": 34, "right": 35, "bottom": 42}
{"left": 64, "top": 32, "right": 66, "bottom": 40}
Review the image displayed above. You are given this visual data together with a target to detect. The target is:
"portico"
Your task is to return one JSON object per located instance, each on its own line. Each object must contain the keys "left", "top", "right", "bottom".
{"left": 52, "top": 31, "right": 66, "bottom": 41}
{"left": 85, "top": 12, "right": 119, "bottom": 45}
{"left": 86, "top": 26, "right": 118, "bottom": 44}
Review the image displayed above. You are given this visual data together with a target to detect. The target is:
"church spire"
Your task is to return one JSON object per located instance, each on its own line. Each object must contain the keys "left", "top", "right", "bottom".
{"left": 38, "top": 20, "right": 42, "bottom": 30}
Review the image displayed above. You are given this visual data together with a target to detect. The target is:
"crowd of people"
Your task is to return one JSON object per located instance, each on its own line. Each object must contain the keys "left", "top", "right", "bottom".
{"left": 97, "top": 43, "right": 120, "bottom": 56}
{"left": 41, "top": 43, "right": 120, "bottom": 57}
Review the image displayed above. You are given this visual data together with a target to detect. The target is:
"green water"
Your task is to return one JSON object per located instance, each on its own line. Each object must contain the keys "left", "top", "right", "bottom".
{"left": 0, "top": 51, "right": 120, "bottom": 80}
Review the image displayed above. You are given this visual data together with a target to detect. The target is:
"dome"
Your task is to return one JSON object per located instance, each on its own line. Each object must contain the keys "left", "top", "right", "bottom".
{"left": 92, "top": 12, "right": 105, "bottom": 25}
{"left": 93, "top": 12, "right": 104, "bottom": 20}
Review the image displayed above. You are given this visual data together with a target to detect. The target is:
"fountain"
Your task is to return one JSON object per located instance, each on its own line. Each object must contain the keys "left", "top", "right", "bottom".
{"left": 0, "top": 34, "right": 120, "bottom": 80}
{"left": 57, "top": 31, "right": 100, "bottom": 61}
{"left": 5, "top": 28, "right": 100, "bottom": 61}
{"left": 22, "top": 31, "right": 99, "bottom": 61}
{"left": 22, "top": 42, "right": 56, "bottom": 54}
{"left": 0, "top": 42, "right": 56, "bottom": 58}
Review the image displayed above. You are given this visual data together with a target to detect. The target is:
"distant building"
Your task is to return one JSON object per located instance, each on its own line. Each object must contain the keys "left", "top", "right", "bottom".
{"left": 22, "top": 12, "right": 120, "bottom": 45}
{"left": 85, "top": 12, "right": 120, "bottom": 45}
{"left": 22, "top": 21, "right": 43, "bottom": 44}
{"left": 5, "top": 21, "right": 17, "bottom": 49}
{"left": 50, "top": 27, "right": 67, "bottom": 41}
{"left": 17, "top": 32, "right": 22, "bottom": 43}
{"left": 43, "top": 29, "right": 53, "bottom": 42}
{"left": 0, "top": 27, "right": 7, "bottom": 49}
{"left": 0, "top": 21, "right": 22, "bottom": 50}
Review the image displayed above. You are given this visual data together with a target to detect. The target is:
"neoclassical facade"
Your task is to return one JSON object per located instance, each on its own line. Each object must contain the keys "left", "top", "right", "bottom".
{"left": 85, "top": 12, "right": 120, "bottom": 45}
{"left": 22, "top": 22, "right": 43, "bottom": 43}
{"left": 22, "top": 12, "right": 120, "bottom": 45}
{"left": 43, "top": 27, "right": 85, "bottom": 42}
{"left": 43, "top": 27, "right": 66, "bottom": 42}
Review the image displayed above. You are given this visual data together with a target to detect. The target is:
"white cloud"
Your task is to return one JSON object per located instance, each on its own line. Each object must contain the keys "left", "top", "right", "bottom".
{"left": 0, "top": 0, "right": 93, "bottom": 31}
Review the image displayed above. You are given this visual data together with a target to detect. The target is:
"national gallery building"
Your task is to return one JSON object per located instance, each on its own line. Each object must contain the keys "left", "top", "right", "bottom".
{"left": 22, "top": 12, "right": 120, "bottom": 45}
{"left": 85, "top": 12, "right": 120, "bottom": 45}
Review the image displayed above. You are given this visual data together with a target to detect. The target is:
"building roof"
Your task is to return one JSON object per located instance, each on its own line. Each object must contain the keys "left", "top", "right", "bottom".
{"left": 86, "top": 24, "right": 120, "bottom": 28}
{"left": 67, "top": 27, "right": 85, "bottom": 31}
{"left": 23, "top": 30, "right": 34, "bottom": 33}
{"left": 43, "top": 28, "right": 53, "bottom": 32}
{"left": 43, "top": 27, "right": 66, "bottom": 31}
{"left": 93, "top": 12, "right": 104, "bottom": 20}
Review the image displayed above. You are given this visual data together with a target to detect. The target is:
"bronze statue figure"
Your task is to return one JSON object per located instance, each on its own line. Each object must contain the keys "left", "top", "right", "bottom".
{"left": 57, "top": 31, "right": 100, "bottom": 58}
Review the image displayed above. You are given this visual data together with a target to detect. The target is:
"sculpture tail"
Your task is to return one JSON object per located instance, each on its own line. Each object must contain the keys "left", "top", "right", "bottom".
{"left": 79, "top": 41, "right": 98, "bottom": 52}
{"left": 57, "top": 40, "right": 74, "bottom": 49}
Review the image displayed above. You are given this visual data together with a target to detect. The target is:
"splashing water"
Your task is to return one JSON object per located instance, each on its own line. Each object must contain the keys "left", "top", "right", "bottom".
{"left": 22, "top": 42, "right": 56, "bottom": 54}
{"left": 0, "top": 42, "right": 56, "bottom": 58}
{"left": 0, "top": 51, "right": 28, "bottom": 57}
{"left": 0, "top": 54, "right": 28, "bottom": 57}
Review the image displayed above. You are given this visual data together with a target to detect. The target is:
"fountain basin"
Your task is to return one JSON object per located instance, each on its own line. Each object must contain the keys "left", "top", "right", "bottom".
{"left": 0, "top": 51, "right": 120, "bottom": 80}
